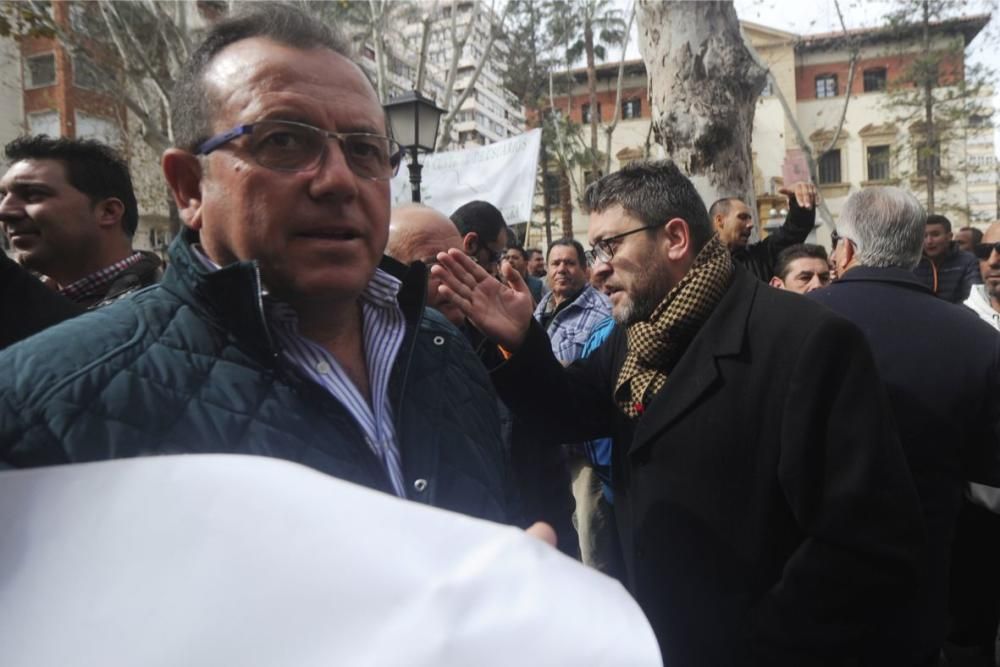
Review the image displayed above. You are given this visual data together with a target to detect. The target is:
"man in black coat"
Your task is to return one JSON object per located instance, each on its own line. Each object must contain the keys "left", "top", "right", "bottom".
{"left": 811, "top": 186, "right": 1000, "bottom": 666}
{"left": 432, "top": 161, "right": 924, "bottom": 666}
{"left": 708, "top": 182, "right": 817, "bottom": 281}
{"left": 0, "top": 251, "right": 82, "bottom": 349}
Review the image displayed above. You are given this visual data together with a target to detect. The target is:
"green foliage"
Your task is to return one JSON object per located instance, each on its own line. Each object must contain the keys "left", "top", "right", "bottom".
{"left": 0, "top": 3, "right": 55, "bottom": 40}
{"left": 880, "top": 0, "right": 995, "bottom": 214}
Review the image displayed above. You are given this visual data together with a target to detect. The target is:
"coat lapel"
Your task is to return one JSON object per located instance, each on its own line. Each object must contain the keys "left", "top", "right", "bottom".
{"left": 628, "top": 270, "right": 758, "bottom": 456}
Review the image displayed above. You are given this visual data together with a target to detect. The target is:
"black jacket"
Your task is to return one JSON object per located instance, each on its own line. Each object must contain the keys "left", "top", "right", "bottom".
{"left": 732, "top": 199, "right": 815, "bottom": 281}
{"left": 0, "top": 252, "right": 83, "bottom": 350}
{"left": 492, "top": 268, "right": 924, "bottom": 666}
{"left": 0, "top": 229, "right": 512, "bottom": 522}
{"left": 913, "top": 242, "right": 981, "bottom": 303}
{"left": 810, "top": 266, "right": 1000, "bottom": 661}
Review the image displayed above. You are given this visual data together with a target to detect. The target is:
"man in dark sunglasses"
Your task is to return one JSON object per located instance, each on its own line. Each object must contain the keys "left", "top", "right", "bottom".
{"left": 707, "top": 181, "right": 818, "bottom": 282}
{"left": 0, "top": 4, "right": 514, "bottom": 528}
{"left": 951, "top": 220, "right": 1000, "bottom": 664}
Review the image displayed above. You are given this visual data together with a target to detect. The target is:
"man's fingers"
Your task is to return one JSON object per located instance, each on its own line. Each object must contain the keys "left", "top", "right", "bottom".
{"left": 436, "top": 283, "right": 474, "bottom": 315}
{"left": 501, "top": 262, "right": 531, "bottom": 296}
{"left": 778, "top": 183, "right": 818, "bottom": 209}
{"left": 526, "top": 521, "right": 557, "bottom": 548}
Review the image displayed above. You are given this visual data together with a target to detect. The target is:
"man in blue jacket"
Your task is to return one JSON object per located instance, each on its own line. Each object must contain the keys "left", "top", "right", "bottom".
{"left": 812, "top": 186, "right": 1000, "bottom": 665}
{"left": 0, "top": 3, "right": 511, "bottom": 523}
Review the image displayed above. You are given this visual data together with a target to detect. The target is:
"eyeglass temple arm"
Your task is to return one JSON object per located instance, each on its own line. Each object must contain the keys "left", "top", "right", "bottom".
{"left": 197, "top": 125, "right": 253, "bottom": 156}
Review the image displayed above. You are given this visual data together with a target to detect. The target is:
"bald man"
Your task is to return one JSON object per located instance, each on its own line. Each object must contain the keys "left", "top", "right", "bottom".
{"left": 388, "top": 204, "right": 465, "bottom": 326}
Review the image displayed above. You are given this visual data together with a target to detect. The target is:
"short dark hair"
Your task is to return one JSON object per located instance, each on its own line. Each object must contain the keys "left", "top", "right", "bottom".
{"left": 774, "top": 243, "right": 828, "bottom": 281}
{"left": 527, "top": 248, "right": 543, "bottom": 260}
{"left": 4, "top": 135, "right": 139, "bottom": 236}
{"left": 171, "top": 2, "right": 353, "bottom": 151}
{"left": 505, "top": 244, "right": 526, "bottom": 260}
{"left": 707, "top": 197, "right": 742, "bottom": 221}
{"left": 926, "top": 214, "right": 952, "bottom": 233}
{"left": 584, "top": 160, "right": 714, "bottom": 253}
{"left": 450, "top": 200, "right": 507, "bottom": 245}
{"left": 959, "top": 226, "right": 983, "bottom": 245}
{"left": 547, "top": 238, "right": 586, "bottom": 266}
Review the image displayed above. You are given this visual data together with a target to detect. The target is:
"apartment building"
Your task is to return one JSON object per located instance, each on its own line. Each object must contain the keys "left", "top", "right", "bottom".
{"left": 403, "top": 1, "right": 526, "bottom": 148}
{"left": 534, "top": 14, "right": 996, "bottom": 246}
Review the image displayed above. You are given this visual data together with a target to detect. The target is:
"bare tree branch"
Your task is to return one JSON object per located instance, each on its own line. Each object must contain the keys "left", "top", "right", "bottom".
{"left": 437, "top": 0, "right": 512, "bottom": 150}
{"left": 602, "top": 1, "right": 636, "bottom": 174}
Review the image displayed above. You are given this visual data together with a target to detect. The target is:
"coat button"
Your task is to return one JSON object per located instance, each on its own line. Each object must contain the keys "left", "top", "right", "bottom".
{"left": 413, "top": 478, "right": 428, "bottom": 492}
{"left": 433, "top": 335, "right": 445, "bottom": 346}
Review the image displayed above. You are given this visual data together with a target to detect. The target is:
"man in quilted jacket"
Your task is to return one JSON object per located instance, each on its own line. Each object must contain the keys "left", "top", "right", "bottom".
{"left": 0, "top": 3, "right": 512, "bottom": 524}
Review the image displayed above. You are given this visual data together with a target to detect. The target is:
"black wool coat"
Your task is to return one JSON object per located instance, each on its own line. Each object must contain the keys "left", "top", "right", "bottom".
{"left": 810, "top": 266, "right": 1000, "bottom": 661}
{"left": 493, "top": 268, "right": 925, "bottom": 666}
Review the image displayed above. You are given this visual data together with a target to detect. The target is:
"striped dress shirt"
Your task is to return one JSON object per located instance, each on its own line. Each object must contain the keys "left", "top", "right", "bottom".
{"left": 192, "top": 246, "right": 407, "bottom": 497}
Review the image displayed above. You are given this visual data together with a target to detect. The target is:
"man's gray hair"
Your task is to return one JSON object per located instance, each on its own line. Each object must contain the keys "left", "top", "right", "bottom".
{"left": 836, "top": 186, "right": 926, "bottom": 270}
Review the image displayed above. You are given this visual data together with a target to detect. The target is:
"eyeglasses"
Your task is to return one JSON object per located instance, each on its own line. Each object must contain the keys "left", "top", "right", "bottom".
{"left": 196, "top": 119, "right": 403, "bottom": 181}
{"left": 585, "top": 223, "right": 662, "bottom": 265}
{"left": 974, "top": 242, "right": 1000, "bottom": 259}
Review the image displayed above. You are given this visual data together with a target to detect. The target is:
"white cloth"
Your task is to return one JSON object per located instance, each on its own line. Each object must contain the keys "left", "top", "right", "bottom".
{"left": 0, "top": 455, "right": 661, "bottom": 667}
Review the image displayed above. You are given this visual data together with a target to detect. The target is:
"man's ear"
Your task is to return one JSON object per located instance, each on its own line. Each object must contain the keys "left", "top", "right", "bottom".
{"left": 712, "top": 214, "right": 725, "bottom": 233}
{"left": 94, "top": 197, "right": 125, "bottom": 232}
{"left": 769, "top": 276, "right": 784, "bottom": 289}
{"left": 462, "top": 231, "right": 479, "bottom": 256}
{"left": 162, "top": 149, "right": 204, "bottom": 231}
{"left": 663, "top": 217, "right": 691, "bottom": 261}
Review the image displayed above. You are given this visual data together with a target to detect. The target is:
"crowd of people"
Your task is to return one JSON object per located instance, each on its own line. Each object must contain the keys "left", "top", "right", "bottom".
{"left": 2, "top": 3, "right": 1000, "bottom": 666}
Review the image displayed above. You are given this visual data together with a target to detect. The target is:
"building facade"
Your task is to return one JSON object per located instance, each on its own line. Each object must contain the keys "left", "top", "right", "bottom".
{"left": 532, "top": 15, "right": 996, "bottom": 249}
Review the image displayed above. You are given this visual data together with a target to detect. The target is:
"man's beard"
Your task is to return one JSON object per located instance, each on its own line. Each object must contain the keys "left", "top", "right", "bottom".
{"left": 613, "top": 262, "right": 672, "bottom": 327}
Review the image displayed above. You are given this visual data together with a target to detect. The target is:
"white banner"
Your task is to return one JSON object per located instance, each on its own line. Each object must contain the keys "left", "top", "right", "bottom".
{"left": 391, "top": 128, "right": 542, "bottom": 224}
{"left": 0, "top": 455, "right": 662, "bottom": 667}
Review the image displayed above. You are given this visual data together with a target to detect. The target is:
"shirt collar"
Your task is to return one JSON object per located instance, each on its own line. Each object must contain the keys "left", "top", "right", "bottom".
{"left": 59, "top": 251, "right": 145, "bottom": 302}
{"left": 190, "top": 244, "right": 402, "bottom": 315}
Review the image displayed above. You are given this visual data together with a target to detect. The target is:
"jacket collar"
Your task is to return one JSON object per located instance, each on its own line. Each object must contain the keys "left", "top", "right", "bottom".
{"left": 628, "top": 267, "right": 754, "bottom": 455}
{"left": 835, "top": 265, "right": 932, "bottom": 294}
{"left": 164, "top": 228, "right": 429, "bottom": 354}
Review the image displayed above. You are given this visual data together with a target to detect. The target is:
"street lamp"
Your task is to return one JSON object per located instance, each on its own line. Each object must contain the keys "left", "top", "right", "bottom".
{"left": 383, "top": 90, "right": 446, "bottom": 203}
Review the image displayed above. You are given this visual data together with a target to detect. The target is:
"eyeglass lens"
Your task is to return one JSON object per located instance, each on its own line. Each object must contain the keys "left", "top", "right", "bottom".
{"left": 249, "top": 121, "right": 399, "bottom": 179}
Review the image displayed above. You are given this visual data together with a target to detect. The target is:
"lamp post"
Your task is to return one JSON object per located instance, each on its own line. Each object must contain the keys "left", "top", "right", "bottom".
{"left": 383, "top": 90, "right": 446, "bottom": 203}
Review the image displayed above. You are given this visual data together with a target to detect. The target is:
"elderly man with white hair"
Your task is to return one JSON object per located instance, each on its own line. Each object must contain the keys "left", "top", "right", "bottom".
{"left": 810, "top": 186, "right": 1000, "bottom": 666}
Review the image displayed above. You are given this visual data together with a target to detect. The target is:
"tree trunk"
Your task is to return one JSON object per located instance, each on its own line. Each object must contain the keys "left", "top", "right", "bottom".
{"left": 921, "top": 0, "right": 936, "bottom": 213}
{"left": 585, "top": 18, "right": 599, "bottom": 169}
{"left": 559, "top": 168, "right": 574, "bottom": 239}
{"left": 637, "top": 1, "right": 766, "bottom": 212}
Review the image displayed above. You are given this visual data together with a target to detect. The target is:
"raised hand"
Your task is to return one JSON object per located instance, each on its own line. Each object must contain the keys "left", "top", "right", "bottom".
{"left": 431, "top": 248, "right": 535, "bottom": 351}
{"left": 779, "top": 182, "right": 820, "bottom": 210}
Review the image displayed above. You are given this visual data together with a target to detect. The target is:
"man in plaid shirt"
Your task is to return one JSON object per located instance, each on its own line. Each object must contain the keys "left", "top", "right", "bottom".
{"left": 0, "top": 136, "right": 162, "bottom": 313}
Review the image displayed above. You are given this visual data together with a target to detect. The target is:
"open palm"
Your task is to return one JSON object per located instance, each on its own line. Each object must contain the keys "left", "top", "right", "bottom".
{"left": 431, "top": 249, "right": 535, "bottom": 351}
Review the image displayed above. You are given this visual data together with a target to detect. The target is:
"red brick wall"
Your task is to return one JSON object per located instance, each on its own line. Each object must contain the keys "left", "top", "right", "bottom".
{"left": 19, "top": 1, "right": 127, "bottom": 144}
{"left": 526, "top": 85, "right": 650, "bottom": 127}
{"left": 795, "top": 51, "right": 964, "bottom": 100}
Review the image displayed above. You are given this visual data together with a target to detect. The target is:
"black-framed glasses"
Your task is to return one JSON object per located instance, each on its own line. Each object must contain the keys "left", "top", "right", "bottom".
{"left": 196, "top": 119, "right": 403, "bottom": 181}
{"left": 974, "top": 242, "right": 1000, "bottom": 260}
{"left": 585, "top": 223, "right": 662, "bottom": 265}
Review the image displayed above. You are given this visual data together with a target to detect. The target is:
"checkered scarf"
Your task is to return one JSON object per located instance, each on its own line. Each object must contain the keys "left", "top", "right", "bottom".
{"left": 615, "top": 236, "right": 733, "bottom": 418}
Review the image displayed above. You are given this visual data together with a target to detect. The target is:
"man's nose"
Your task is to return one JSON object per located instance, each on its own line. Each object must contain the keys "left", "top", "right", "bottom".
{"left": 805, "top": 275, "right": 824, "bottom": 292}
{"left": 989, "top": 249, "right": 1000, "bottom": 267}
{"left": 307, "top": 139, "right": 360, "bottom": 201}
{"left": 0, "top": 193, "right": 24, "bottom": 223}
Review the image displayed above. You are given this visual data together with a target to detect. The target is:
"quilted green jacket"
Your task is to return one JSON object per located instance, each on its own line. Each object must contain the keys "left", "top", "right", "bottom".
{"left": 0, "top": 229, "right": 511, "bottom": 523}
